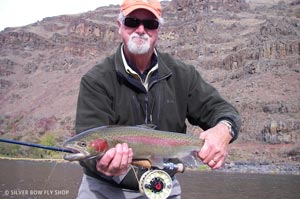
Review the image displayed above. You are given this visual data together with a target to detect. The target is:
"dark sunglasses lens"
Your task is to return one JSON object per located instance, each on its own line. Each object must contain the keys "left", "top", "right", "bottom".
{"left": 124, "top": 18, "right": 159, "bottom": 30}
{"left": 143, "top": 20, "right": 159, "bottom": 30}
{"left": 124, "top": 18, "right": 139, "bottom": 28}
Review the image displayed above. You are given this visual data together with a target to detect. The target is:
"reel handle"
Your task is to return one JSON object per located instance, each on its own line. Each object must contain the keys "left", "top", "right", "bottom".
{"left": 132, "top": 160, "right": 185, "bottom": 173}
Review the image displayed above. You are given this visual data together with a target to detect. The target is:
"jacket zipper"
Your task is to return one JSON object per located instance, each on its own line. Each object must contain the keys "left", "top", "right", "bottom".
{"left": 145, "top": 95, "right": 149, "bottom": 124}
{"left": 145, "top": 72, "right": 172, "bottom": 124}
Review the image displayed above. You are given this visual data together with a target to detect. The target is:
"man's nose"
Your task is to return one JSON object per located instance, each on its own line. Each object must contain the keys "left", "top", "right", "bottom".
{"left": 135, "top": 23, "right": 146, "bottom": 34}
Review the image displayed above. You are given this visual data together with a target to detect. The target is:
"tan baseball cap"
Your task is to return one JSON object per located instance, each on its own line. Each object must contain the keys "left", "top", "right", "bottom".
{"left": 121, "top": 0, "right": 162, "bottom": 19}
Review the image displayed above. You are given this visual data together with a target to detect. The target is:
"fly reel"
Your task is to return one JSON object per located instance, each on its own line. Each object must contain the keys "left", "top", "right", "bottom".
{"left": 139, "top": 170, "right": 173, "bottom": 199}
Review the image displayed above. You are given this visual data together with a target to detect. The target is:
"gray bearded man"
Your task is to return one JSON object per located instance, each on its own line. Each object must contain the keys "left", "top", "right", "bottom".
{"left": 74, "top": 0, "right": 241, "bottom": 198}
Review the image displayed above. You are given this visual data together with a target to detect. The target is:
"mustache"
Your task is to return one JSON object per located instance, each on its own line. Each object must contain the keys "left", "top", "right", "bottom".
{"left": 130, "top": 33, "right": 150, "bottom": 40}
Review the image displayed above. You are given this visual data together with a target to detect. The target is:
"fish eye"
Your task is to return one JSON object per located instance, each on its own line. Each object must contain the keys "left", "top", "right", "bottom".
{"left": 78, "top": 141, "right": 87, "bottom": 147}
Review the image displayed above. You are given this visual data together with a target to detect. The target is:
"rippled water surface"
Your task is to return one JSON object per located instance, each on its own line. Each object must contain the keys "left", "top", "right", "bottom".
{"left": 0, "top": 159, "right": 299, "bottom": 199}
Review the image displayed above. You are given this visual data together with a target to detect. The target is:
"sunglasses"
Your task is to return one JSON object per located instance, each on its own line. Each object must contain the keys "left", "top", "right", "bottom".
{"left": 123, "top": 17, "right": 160, "bottom": 30}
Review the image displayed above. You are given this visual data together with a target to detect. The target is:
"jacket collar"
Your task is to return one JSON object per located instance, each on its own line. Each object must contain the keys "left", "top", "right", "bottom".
{"left": 114, "top": 43, "right": 172, "bottom": 93}
{"left": 115, "top": 44, "right": 172, "bottom": 79}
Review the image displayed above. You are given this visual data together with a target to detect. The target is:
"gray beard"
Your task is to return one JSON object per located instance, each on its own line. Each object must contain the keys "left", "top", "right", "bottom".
{"left": 127, "top": 33, "right": 151, "bottom": 54}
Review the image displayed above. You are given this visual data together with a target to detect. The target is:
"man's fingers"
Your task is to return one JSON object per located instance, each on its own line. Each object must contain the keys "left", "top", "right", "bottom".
{"left": 212, "top": 156, "right": 225, "bottom": 169}
{"left": 108, "top": 143, "right": 123, "bottom": 171}
{"left": 128, "top": 148, "right": 133, "bottom": 164}
{"left": 198, "top": 141, "right": 210, "bottom": 162}
{"left": 97, "top": 147, "right": 116, "bottom": 174}
{"left": 119, "top": 143, "right": 130, "bottom": 169}
{"left": 96, "top": 143, "right": 133, "bottom": 176}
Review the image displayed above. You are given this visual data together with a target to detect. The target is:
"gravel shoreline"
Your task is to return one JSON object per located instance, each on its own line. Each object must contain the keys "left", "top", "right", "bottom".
{"left": 219, "top": 161, "right": 300, "bottom": 175}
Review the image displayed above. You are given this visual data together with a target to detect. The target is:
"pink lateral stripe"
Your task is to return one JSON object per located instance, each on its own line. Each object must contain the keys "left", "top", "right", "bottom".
{"left": 114, "top": 135, "right": 190, "bottom": 146}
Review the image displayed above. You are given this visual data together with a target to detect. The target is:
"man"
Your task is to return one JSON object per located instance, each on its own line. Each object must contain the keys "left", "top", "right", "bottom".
{"left": 75, "top": 0, "right": 241, "bottom": 198}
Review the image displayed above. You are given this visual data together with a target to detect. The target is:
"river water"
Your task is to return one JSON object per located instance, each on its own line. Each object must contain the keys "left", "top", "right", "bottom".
{"left": 0, "top": 159, "right": 299, "bottom": 199}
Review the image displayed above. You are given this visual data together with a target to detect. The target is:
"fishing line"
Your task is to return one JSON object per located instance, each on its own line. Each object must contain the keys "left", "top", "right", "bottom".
{"left": 41, "top": 160, "right": 59, "bottom": 196}
{"left": 130, "top": 165, "right": 141, "bottom": 185}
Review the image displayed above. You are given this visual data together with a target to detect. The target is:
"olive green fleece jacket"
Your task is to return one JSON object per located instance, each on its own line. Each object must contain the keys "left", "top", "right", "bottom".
{"left": 75, "top": 44, "right": 241, "bottom": 185}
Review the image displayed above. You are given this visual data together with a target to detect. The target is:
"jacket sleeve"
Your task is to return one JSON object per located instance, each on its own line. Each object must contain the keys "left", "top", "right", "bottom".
{"left": 75, "top": 71, "right": 118, "bottom": 179}
{"left": 75, "top": 72, "right": 115, "bottom": 134}
{"left": 186, "top": 66, "right": 241, "bottom": 142}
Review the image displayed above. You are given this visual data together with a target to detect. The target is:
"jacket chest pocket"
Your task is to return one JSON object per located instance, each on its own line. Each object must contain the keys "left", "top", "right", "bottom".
{"left": 114, "top": 91, "right": 146, "bottom": 125}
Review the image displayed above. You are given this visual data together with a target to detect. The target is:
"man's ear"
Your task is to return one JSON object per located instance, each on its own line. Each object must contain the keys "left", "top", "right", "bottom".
{"left": 117, "top": 20, "right": 122, "bottom": 34}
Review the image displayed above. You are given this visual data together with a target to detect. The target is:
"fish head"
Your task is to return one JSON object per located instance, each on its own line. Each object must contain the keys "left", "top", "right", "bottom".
{"left": 63, "top": 136, "right": 109, "bottom": 161}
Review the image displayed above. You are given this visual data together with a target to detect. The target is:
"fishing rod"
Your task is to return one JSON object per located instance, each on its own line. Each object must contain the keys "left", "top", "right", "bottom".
{"left": 0, "top": 138, "right": 73, "bottom": 153}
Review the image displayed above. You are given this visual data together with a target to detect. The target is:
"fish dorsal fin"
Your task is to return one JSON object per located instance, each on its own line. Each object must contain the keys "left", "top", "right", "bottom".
{"left": 136, "top": 124, "right": 157, "bottom": 130}
{"left": 188, "top": 126, "right": 204, "bottom": 138}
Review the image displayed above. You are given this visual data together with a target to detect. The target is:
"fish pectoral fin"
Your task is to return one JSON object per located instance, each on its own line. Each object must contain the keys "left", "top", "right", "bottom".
{"left": 179, "top": 153, "right": 201, "bottom": 169}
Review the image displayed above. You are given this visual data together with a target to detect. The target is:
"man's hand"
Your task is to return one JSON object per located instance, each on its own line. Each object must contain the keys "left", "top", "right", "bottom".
{"left": 198, "top": 123, "right": 232, "bottom": 169}
{"left": 96, "top": 143, "right": 133, "bottom": 176}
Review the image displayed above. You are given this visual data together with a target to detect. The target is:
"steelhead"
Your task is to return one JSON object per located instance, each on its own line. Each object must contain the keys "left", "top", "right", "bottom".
{"left": 63, "top": 125, "right": 204, "bottom": 168}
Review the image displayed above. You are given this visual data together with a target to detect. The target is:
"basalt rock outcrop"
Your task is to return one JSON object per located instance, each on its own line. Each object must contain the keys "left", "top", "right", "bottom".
{"left": 0, "top": 1, "right": 299, "bottom": 160}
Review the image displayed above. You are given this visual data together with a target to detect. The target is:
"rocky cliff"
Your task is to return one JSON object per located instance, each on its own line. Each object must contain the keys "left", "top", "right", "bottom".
{"left": 0, "top": 0, "right": 299, "bottom": 162}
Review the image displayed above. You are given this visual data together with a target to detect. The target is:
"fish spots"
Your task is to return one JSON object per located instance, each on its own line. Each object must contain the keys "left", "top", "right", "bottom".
{"left": 89, "top": 139, "right": 108, "bottom": 152}
{"left": 116, "top": 135, "right": 190, "bottom": 146}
